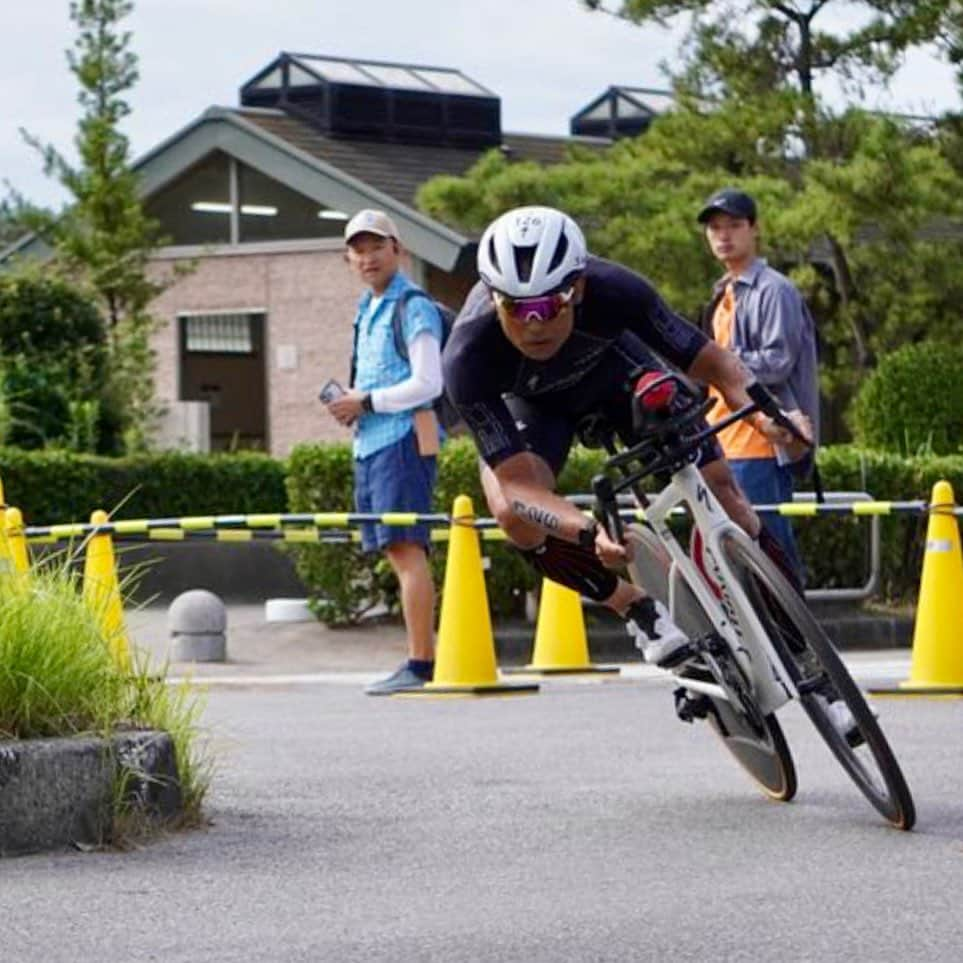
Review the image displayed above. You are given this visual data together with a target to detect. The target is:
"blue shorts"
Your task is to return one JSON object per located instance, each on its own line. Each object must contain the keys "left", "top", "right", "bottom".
{"left": 354, "top": 430, "right": 437, "bottom": 552}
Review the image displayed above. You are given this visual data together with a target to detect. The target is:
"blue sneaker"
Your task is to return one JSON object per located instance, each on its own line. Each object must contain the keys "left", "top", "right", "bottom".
{"left": 365, "top": 664, "right": 428, "bottom": 696}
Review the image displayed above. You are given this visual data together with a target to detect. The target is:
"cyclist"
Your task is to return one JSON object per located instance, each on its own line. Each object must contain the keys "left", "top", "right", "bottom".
{"left": 442, "top": 205, "right": 810, "bottom": 669}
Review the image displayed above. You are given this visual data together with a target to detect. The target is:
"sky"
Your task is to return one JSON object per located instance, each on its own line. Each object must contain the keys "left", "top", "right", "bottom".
{"left": 3, "top": 0, "right": 960, "bottom": 210}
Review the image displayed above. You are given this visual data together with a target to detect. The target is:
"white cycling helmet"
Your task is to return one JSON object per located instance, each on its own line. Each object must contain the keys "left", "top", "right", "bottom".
{"left": 477, "top": 206, "right": 587, "bottom": 298}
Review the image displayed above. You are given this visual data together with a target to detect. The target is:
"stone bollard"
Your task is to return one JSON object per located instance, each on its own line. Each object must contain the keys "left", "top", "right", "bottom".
{"left": 169, "top": 589, "right": 227, "bottom": 662}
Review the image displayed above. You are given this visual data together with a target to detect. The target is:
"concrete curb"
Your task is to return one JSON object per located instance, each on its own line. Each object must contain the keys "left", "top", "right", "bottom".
{"left": 0, "top": 729, "right": 182, "bottom": 857}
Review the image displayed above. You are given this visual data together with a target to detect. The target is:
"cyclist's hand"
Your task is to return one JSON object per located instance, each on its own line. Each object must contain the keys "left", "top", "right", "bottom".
{"left": 595, "top": 523, "right": 634, "bottom": 569}
{"left": 756, "top": 408, "right": 812, "bottom": 449}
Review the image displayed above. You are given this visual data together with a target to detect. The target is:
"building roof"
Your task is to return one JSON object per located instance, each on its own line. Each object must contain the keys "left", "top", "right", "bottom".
{"left": 238, "top": 107, "right": 604, "bottom": 210}
{"left": 244, "top": 52, "right": 497, "bottom": 97}
{"left": 1, "top": 104, "right": 609, "bottom": 271}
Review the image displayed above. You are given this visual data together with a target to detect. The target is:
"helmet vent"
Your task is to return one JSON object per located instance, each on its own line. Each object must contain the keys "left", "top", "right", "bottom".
{"left": 487, "top": 235, "right": 500, "bottom": 273}
{"left": 548, "top": 233, "right": 569, "bottom": 274}
{"left": 513, "top": 245, "right": 536, "bottom": 283}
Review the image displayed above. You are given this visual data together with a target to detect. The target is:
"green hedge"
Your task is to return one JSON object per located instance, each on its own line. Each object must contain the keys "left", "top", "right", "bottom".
{"left": 0, "top": 448, "right": 287, "bottom": 524}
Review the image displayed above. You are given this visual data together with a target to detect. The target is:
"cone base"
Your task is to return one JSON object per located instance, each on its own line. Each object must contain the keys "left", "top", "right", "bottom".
{"left": 503, "top": 664, "right": 621, "bottom": 676}
{"left": 869, "top": 682, "right": 963, "bottom": 697}
{"left": 405, "top": 679, "right": 540, "bottom": 697}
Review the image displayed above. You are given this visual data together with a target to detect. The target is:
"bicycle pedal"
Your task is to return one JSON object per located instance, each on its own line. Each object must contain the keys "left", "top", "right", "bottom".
{"left": 796, "top": 675, "right": 828, "bottom": 697}
{"left": 657, "top": 641, "right": 699, "bottom": 670}
{"left": 674, "top": 687, "right": 711, "bottom": 723}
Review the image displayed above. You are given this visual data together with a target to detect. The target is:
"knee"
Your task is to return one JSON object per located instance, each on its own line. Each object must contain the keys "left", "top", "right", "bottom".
{"left": 705, "top": 464, "right": 759, "bottom": 535}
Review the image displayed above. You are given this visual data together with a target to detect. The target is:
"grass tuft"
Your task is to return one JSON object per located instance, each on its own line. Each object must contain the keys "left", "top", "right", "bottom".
{"left": 0, "top": 555, "right": 211, "bottom": 831}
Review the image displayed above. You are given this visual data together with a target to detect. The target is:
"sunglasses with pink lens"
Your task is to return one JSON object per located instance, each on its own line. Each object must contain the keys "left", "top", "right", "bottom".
{"left": 494, "top": 287, "right": 575, "bottom": 324}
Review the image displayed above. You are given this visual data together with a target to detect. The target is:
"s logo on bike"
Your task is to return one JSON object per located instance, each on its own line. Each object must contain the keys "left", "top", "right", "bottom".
{"left": 696, "top": 484, "right": 715, "bottom": 513}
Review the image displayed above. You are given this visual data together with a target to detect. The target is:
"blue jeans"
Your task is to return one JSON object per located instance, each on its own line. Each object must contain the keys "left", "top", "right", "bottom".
{"left": 354, "top": 430, "right": 437, "bottom": 552}
{"left": 729, "top": 458, "right": 804, "bottom": 582}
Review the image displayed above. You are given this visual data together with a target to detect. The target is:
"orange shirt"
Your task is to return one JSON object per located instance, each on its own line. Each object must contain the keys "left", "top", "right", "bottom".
{"left": 706, "top": 282, "right": 774, "bottom": 460}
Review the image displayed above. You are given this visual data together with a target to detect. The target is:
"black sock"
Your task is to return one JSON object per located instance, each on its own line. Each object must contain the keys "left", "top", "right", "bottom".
{"left": 407, "top": 659, "right": 434, "bottom": 680}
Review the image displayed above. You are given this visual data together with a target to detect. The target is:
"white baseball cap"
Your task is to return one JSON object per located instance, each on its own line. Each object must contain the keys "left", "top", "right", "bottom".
{"left": 344, "top": 209, "right": 400, "bottom": 244}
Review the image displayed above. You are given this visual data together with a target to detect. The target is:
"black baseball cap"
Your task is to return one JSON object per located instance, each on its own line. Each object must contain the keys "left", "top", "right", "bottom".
{"left": 697, "top": 188, "right": 757, "bottom": 224}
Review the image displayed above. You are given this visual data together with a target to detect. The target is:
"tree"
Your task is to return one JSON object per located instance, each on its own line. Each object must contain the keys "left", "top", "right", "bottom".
{"left": 15, "top": 0, "right": 169, "bottom": 451}
{"left": 0, "top": 270, "right": 115, "bottom": 451}
{"left": 418, "top": 102, "right": 963, "bottom": 438}
{"left": 583, "top": 1, "right": 957, "bottom": 101}
{"left": 0, "top": 200, "right": 32, "bottom": 250}
{"left": 420, "top": 3, "right": 963, "bottom": 439}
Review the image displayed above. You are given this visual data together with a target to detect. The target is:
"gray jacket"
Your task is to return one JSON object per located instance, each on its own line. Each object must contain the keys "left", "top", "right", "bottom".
{"left": 709, "top": 258, "right": 819, "bottom": 464}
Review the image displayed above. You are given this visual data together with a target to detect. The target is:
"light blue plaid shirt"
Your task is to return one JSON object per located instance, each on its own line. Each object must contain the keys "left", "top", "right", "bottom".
{"left": 352, "top": 271, "right": 442, "bottom": 459}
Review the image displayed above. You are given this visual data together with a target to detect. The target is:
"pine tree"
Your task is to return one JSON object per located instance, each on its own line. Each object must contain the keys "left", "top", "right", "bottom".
{"left": 20, "top": 0, "right": 167, "bottom": 451}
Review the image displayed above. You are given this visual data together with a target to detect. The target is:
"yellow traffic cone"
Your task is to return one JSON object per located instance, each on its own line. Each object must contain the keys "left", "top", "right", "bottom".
{"left": 82, "top": 509, "right": 131, "bottom": 673}
{"left": 4, "top": 507, "right": 30, "bottom": 575}
{"left": 871, "top": 480, "right": 963, "bottom": 696}
{"left": 414, "top": 494, "right": 537, "bottom": 697}
{"left": 506, "top": 578, "right": 619, "bottom": 675}
{"left": 0, "top": 475, "right": 11, "bottom": 577}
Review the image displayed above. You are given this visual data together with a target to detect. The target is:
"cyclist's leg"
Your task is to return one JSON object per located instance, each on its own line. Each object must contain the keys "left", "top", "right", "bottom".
{"left": 728, "top": 457, "right": 805, "bottom": 582}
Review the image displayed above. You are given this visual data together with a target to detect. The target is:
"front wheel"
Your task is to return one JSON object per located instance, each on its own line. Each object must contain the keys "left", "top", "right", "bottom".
{"left": 720, "top": 530, "right": 916, "bottom": 830}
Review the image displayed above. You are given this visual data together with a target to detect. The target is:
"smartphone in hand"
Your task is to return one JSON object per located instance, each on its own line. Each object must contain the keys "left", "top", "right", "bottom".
{"left": 319, "top": 379, "right": 346, "bottom": 404}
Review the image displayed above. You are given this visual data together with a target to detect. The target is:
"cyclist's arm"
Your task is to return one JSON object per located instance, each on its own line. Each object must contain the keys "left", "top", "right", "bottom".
{"left": 687, "top": 340, "right": 810, "bottom": 446}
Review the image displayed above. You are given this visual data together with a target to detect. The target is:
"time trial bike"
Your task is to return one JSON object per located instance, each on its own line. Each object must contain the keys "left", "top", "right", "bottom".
{"left": 588, "top": 372, "right": 915, "bottom": 830}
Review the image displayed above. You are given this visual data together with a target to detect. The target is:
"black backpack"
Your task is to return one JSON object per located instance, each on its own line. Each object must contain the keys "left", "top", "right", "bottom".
{"left": 350, "top": 289, "right": 462, "bottom": 432}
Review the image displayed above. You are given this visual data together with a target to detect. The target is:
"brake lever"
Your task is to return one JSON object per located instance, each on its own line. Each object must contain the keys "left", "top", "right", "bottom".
{"left": 591, "top": 473, "right": 625, "bottom": 545}
{"left": 745, "top": 382, "right": 812, "bottom": 448}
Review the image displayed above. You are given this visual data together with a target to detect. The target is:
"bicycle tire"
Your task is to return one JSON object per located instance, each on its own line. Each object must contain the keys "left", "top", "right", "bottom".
{"left": 627, "top": 526, "right": 796, "bottom": 802}
{"left": 719, "top": 529, "right": 916, "bottom": 830}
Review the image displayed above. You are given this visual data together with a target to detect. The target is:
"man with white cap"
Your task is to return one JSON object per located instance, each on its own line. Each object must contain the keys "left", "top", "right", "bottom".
{"left": 323, "top": 209, "right": 444, "bottom": 694}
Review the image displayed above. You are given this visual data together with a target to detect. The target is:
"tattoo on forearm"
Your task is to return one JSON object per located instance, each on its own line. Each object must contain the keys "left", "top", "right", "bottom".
{"left": 511, "top": 499, "right": 562, "bottom": 532}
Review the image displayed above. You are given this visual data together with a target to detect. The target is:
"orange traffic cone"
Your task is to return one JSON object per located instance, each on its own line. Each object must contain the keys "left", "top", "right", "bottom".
{"left": 506, "top": 578, "right": 619, "bottom": 675}
{"left": 82, "top": 509, "right": 131, "bottom": 672}
{"left": 870, "top": 480, "right": 963, "bottom": 696}
{"left": 410, "top": 495, "right": 537, "bottom": 697}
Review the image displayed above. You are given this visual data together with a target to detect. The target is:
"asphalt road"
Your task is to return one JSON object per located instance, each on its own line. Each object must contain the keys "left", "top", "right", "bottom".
{"left": 2, "top": 662, "right": 962, "bottom": 962}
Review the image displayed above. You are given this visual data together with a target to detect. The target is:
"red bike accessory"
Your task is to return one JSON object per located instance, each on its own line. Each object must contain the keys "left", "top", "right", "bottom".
{"left": 634, "top": 372, "right": 678, "bottom": 412}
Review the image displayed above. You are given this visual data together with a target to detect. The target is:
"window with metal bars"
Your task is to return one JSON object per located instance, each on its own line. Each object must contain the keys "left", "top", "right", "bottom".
{"left": 181, "top": 312, "right": 261, "bottom": 354}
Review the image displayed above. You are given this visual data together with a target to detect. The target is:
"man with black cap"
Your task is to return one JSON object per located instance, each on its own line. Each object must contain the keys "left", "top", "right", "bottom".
{"left": 698, "top": 188, "right": 818, "bottom": 583}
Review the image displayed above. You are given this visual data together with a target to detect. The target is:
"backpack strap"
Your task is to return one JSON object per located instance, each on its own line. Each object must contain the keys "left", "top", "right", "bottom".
{"left": 391, "top": 289, "right": 434, "bottom": 363}
{"left": 349, "top": 315, "right": 360, "bottom": 388}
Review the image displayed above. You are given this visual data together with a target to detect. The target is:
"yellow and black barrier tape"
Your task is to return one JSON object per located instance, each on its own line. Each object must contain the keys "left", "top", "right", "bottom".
{"left": 22, "top": 499, "right": 959, "bottom": 545}
{"left": 25, "top": 525, "right": 510, "bottom": 545}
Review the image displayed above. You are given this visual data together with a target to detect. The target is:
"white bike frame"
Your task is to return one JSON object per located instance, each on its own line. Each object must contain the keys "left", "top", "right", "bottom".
{"left": 634, "top": 461, "right": 798, "bottom": 717}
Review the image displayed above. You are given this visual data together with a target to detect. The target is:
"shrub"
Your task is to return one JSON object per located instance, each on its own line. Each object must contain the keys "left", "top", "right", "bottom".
{"left": 851, "top": 341, "right": 963, "bottom": 456}
{"left": 0, "top": 272, "right": 118, "bottom": 451}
